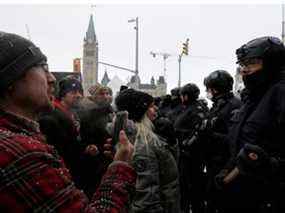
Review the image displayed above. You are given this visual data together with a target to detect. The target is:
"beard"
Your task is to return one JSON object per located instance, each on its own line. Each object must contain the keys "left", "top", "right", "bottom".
{"left": 95, "top": 99, "right": 112, "bottom": 109}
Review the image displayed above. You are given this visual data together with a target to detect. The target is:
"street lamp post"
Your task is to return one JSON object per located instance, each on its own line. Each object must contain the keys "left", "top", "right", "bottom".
{"left": 281, "top": 4, "right": 285, "bottom": 44}
{"left": 178, "top": 54, "right": 182, "bottom": 87}
{"left": 128, "top": 17, "right": 139, "bottom": 76}
{"left": 162, "top": 54, "right": 170, "bottom": 78}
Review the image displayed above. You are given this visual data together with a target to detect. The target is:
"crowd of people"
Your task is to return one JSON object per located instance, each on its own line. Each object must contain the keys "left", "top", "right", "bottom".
{"left": 0, "top": 31, "right": 285, "bottom": 213}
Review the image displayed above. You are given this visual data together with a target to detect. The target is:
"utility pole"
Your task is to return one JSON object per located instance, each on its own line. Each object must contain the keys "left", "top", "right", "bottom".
{"left": 150, "top": 51, "right": 171, "bottom": 78}
{"left": 281, "top": 4, "right": 285, "bottom": 44}
{"left": 25, "top": 24, "right": 32, "bottom": 41}
{"left": 178, "top": 54, "right": 182, "bottom": 87}
{"left": 135, "top": 17, "right": 138, "bottom": 76}
{"left": 128, "top": 17, "right": 139, "bottom": 76}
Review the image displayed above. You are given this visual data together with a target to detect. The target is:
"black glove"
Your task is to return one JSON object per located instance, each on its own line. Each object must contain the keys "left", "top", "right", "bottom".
{"left": 214, "top": 169, "right": 229, "bottom": 190}
{"left": 236, "top": 143, "right": 276, "bottom": 179}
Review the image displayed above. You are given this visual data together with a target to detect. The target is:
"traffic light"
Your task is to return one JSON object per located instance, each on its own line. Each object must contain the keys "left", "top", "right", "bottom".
{"left": 182, "top": 43, "right": 188, "bottom": 55}
{"left": 182, "top": 38, "right": 189, "bottom": 55}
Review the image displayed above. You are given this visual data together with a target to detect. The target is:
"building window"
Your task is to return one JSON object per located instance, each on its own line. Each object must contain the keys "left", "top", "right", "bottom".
{"left": 86, "top": 50, "right": 95, "bottom": 56}
{"left": 86, "top": 61, "right": 93, "bottom": 65}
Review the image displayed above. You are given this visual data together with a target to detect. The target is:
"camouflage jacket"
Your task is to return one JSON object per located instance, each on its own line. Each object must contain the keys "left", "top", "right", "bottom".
{"left": 130, "top": 133, "right": 180, "bottom": 213}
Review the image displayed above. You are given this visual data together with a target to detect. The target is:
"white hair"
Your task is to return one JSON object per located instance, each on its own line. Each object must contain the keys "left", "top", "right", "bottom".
{"left": 135, "top": 114, "right": 158, "bottom": 147}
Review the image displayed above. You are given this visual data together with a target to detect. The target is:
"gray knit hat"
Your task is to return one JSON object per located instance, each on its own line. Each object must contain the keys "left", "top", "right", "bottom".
{"left": 0, "top": 32, "right": 47, "bottom": 91}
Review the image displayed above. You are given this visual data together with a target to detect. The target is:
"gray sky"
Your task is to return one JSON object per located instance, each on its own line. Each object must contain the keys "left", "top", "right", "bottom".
{"left": 0, "top": 4, "right": 283, "bottom": 95}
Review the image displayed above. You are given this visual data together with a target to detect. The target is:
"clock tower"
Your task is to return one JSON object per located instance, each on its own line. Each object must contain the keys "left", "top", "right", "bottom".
{"left": 83, "top": 14, "right": 98, "bottom": 96}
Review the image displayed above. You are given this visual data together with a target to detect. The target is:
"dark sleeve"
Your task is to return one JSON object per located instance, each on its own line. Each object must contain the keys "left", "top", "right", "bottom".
{"left": 238, "top": 93, "right": 275, "bottom": 147}
{"left": 229, "top": 85, "right": 285, "bottom": 164}
{"left": 39, "top": 114, "right": 67, "bottom": 150}
{"left": 39, "top": 113, "right": 87, "bottom": 169}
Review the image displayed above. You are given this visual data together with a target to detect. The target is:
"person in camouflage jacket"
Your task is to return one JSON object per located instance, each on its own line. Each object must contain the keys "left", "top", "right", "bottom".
{"left": 115, "top": 89, "right": 180, "bottom": 213}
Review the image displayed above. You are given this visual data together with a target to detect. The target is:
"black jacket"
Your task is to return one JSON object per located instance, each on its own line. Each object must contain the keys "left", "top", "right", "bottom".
{"left": 39, "top": 106, "right": 85, "bottom": 187}
{"left": 228, "top": 80, "right": 285, "bottom": 178}
{"left": 205, "top": 93, "right": 242, "bottom": 172}
{"left": 174, "top": 100, "right": 209, "bottom": 156}
{"left": 77, "top": 105, "right": 113, "bottom": 198}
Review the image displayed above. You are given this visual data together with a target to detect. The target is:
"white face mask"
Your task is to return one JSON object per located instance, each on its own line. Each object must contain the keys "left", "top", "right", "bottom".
{"left": 206, "top": 92, "right": 213, "bottom": 100}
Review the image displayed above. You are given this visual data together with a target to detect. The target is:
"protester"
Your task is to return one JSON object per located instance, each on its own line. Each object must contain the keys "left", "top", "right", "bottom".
{"left": 39, "top": 76, "right": 92, "bottom": 186}
{"left": 78, "top": 84, "right": 115, "bottom": 198}
{"left": 115, "top": 88, "right": 180, "bottom": 213}
{"left": 0, "top": 31, "right": 136, "bottom": 212}
{"left": 88, "top": 83, "right": 113, "bottom": 107}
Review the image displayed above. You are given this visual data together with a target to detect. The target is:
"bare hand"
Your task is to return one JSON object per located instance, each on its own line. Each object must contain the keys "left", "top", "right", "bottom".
{"left": 85, "top": 144, "right": 99, "bottom": 156}
{"left": 103, "top": 138, "right": 115, "bottom": 159}
{"left": 114, "top": 130, "right": 134, "bottom": 163}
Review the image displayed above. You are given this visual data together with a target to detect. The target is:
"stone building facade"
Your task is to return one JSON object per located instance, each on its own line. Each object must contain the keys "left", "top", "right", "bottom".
{"left": 127, "top": 74, "right": 167, "bottom": 97}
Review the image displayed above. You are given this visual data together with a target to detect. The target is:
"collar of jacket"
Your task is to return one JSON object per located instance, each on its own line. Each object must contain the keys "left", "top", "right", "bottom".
{"left": 213, "top": 92, "right": 234, "bottom": 104}
{"left": 0, "top": 108, "right": 41, "bottom": 137}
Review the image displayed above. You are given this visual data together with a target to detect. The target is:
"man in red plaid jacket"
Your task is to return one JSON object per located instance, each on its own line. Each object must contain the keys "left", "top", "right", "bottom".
{"left": 0, "top": 32, "right": 136, "bottom": 212}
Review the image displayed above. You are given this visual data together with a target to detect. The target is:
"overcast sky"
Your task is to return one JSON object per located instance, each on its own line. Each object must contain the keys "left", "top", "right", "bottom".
{"left": 0, "top": 3, "right": 283, "bottom": 94}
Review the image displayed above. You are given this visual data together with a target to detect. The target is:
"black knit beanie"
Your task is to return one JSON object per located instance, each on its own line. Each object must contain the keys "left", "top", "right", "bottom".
{"left": 58, "top": 77, "right": 83, "bottom": 99}
{"left": 115, "top": 88, "right": 154, "bottom": 122}
{"left": 0, "top": 32, "right": 47, "bottom": 92}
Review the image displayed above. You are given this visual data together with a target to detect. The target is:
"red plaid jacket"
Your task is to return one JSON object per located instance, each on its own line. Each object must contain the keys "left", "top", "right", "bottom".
{"left": 0, "top": 109, "right": 136, "bottom": 213}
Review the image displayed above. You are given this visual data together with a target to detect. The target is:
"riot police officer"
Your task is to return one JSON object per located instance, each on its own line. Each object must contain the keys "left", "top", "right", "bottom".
{"left": 218, "top": 36, "right": 285, "bottom": 212}
{"left": 168, "top": 87, "right": 184, "bottom": 123}
{"left": 203, "top": 70, "right": 242, "bottom": 212}
{"left": 174, "top": 83, "right": 208, "bottom": 213}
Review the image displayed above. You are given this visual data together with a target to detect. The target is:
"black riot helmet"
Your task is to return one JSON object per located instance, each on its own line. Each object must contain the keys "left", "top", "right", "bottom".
{"left": 180, "top": 83, "right": 200, "bottom": 102}
{"left": 236, "top": 36, "right": 285, "bottom": 91}
{"left": 170, "top": 87, "right": 180, "bottom": 98}
{"left": 204, "top": 70, "right": 233, "bottom": 93}
{"left": 236, "top": 36, "right": 285, "bottom": 71}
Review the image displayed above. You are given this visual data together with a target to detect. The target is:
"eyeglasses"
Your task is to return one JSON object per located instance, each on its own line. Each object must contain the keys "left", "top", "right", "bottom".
{"left": 238, "top": 58, "right": 262, "bottom": 68}
{"left": 34, "top": 62, "right": 49, "bottom": 72}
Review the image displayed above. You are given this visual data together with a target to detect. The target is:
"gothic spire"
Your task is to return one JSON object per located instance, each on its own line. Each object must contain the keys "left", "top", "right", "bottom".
{"left": 85, "top": 14, "right": 96, "bottom": 42}
{"left": 101, "top": 70, "right": 110, "bottom": 86}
